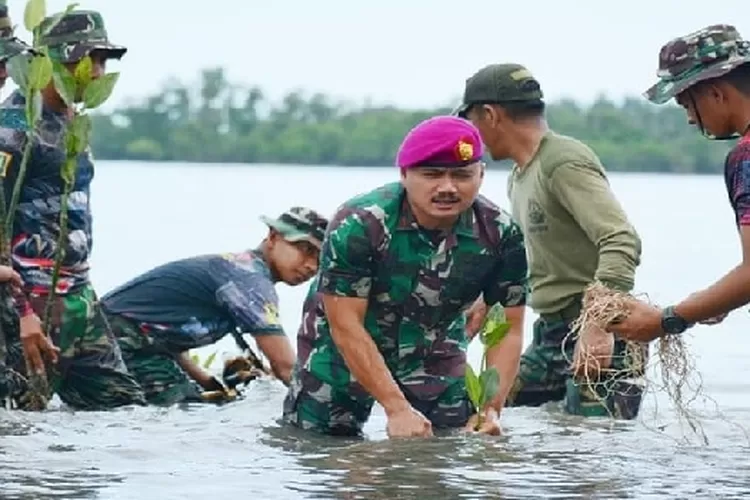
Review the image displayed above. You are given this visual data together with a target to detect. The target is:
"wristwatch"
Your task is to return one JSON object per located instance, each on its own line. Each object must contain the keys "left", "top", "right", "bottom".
{"left": 661, "top": 306, "right": 691, "bottom": 335}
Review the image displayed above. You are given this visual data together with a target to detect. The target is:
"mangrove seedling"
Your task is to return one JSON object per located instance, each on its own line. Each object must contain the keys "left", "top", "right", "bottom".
{"left": 2, "top": 0, "right": 118, "bottom": 410}
{"left": 465, "top": 303, "right": 511, "bottom": 430}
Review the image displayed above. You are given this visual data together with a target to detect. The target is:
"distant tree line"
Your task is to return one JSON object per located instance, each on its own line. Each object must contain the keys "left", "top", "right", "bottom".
{"left": 89, "top": 67, "right": 735, "bottom": 174}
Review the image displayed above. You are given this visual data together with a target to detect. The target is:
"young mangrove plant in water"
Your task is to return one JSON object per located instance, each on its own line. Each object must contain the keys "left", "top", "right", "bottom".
{"left": 1, "top": 0, "right": 118, "bottom": 409}
{"left": 464, "top": 303, "right": 511, "bottom": 431}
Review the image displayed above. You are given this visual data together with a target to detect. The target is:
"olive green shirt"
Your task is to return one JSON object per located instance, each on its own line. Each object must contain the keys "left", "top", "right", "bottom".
{"left": 508, "top": 131, "right": 642, "bottom": 314}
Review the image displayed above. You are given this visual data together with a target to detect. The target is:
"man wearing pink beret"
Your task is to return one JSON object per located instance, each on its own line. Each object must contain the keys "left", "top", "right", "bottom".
{"left": 283, "top": 115, "right": 529, "bottom": 438}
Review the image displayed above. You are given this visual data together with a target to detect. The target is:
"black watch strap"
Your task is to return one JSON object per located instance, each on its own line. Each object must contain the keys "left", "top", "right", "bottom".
{"left": 661, "top": 306, "right": 690, "bottom": 335}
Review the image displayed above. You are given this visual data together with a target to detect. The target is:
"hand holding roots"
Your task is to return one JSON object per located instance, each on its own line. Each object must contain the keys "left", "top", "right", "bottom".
{"left": 199, "top": 355, "right": 269, "bottom": 403}
{"left": 569, "top": 282, "right": 708, "bottom": 444}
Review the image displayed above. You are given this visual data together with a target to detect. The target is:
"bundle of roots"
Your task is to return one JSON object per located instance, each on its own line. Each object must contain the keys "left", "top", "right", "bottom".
{"left": 566, "top": 282, "right": 707, "bottom": 444}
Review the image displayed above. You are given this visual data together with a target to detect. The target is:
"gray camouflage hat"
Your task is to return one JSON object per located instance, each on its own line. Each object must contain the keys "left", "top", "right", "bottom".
{"left": 260, "top": 207, "right": 329, "bottom": 249}
{"left": 38, "top": 10, "right": 126, "bottom": 64}
{"left": 645, "top": 24, "right": 750, "bottom": 105}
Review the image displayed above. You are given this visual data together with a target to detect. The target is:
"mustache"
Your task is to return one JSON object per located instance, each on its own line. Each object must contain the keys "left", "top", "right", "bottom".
{"left": 431, "top": 195, "right": 460, "bottom": 203}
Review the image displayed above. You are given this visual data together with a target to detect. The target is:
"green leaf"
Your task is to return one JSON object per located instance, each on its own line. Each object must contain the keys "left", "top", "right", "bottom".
{"left": 73, "top": 56, "right": 93, "bottom": 88}
{"left": 7, "top": 54, "right": 30, "bottom": 92}
{"left": 480, "top": 304, "right": 511, "bottom": 348}
{"left": 40, "top": 2, "right": 79, "bottom": 38}
{"left": 464, "top": 364, "right": 482, "bottom": 410}
{"left": 478, "top": 367, "right": 500, "bottom": 407}
{"left": 190, "top": 353, "right": 200, "bottom": 365}
{"left": 68, "top": 114, "right": 91, "bottom": 157}
{"left": 24, "top": 0, "right": 46, "bottom": 32}
{"left": 28, "top": 55, "right": 53, "bottom": 90}
{"left": 52, "top": 61, "right": 77, "bottom": 107}
{"left": 203, "top": 351, "right": 217, "bottom": 370}
{"left": 82, "top": 72, "right": 119, "bottom": 109}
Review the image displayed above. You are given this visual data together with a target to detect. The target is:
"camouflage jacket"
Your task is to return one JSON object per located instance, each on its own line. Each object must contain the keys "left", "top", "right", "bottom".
{"left": 295, "top": 182, "right": 528, "bottom": 402}
{"left": 0, "top": 90, "right": 95, "bottom": 316}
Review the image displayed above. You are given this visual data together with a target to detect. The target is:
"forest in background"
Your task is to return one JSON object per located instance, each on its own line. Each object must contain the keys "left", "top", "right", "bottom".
{"left": 89, "top": 68, "right": 734, "bottom": 174}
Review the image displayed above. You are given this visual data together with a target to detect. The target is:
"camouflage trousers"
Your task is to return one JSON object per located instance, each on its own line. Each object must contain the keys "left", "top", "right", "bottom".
{"left": 3, "top": 284, "right": 146, "bottom": 410}
{"left": 106, "top": 312, "right": 203, "bottom": 406}
{"left": 505, "top": 299, "right": 648, "bottom": 419}
{"left": 282, "top": 366, "right": 472, "bottom": 437}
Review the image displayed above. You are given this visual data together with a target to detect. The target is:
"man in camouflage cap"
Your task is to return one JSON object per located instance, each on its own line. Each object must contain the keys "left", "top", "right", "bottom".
{"left": 0, "top": 4, "right": 34, "bottom": 90}
{"left": 610, "top": 25, "right": 750, "bottom": 342}
{"left": 0, "top": 9, "right": 146, "bottom": 410}
{"left": 101, "top": 207, "right": 329, "bottom": 405}
{"left": 456, "top": 63, "right": 647, "bottom": 420}
{"left": 283, "top": 115, "right": 529, "bottom": 438}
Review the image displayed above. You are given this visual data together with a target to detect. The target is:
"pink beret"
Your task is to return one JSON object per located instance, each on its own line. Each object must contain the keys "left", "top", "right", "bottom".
{"left": 396, "top": 115, "right": 484, "bottom": 169}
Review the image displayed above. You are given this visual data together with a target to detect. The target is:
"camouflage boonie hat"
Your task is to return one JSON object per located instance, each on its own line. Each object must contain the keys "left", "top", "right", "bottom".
{"left": 453, "top": 63, "right": 544, "bottom": 118}
{"left": 38, "top": 10, "right": 126, "bottom": 64}
{"left": 260, "top": 207, "right": 329, "bottom": 249}
{"left": 645, "top": 24, "right": 750, "bottom": 105}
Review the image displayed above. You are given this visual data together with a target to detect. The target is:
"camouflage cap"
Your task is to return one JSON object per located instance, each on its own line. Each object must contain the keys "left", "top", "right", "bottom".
{"left": 39, "top": 10, "right": 126, "bottom": 64}
{"left": 645, "top": 24, "right": 750, "bottom": 105}
{"left": 0, "top": 37, "right": 33, "bottom": 63}
{"left": 453, "top": 63, "right": 544, "bottom": 118}
{"left": 259, "top": 207, "right": 330, "bottom": 249}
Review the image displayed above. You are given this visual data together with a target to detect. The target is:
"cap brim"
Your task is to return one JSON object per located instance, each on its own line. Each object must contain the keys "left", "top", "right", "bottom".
{"left": 260, "top": 215, "right": 322, "bottom": 249}
{"left": 644, "top": 56, "right": 750, "bottom": 104}
{"left": 87, "top": 42, "right": 127, "bottom": 60}
{"left": 451, "top": 102, "right": 470, "bottom": 118}
{"left": 0, "top": 39, "right": 36, "bottom": 62}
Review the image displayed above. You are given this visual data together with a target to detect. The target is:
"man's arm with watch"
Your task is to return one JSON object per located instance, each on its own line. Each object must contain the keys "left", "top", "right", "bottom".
{"left": 650, "top": 225, "right": 750, "bottom": 337}
{"left": 609, "top": 227, "right": 750, "bottom": 341}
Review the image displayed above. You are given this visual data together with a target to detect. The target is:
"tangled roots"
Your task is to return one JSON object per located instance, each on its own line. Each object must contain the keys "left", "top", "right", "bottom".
{"left": 567, "top": 282, "right": 710, "bottom": 444}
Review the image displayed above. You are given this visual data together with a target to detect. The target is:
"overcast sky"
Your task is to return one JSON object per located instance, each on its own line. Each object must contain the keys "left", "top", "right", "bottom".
{"left": 3, "top": 0, "right": 750, "bottom": 111}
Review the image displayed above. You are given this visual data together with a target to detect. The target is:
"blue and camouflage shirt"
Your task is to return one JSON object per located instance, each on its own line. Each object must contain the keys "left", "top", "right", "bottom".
{"left": 0, "top": 90, "right": 94, "bottom": 316}
{"left": 295, "top": 182, "right": 528, "bottom": 402}
{"left": 101, "top": 250, "right": 285, "bottom": 351}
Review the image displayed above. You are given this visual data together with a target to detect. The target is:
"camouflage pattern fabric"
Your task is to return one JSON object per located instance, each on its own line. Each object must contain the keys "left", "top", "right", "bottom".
{"left": 260, "top": 206, "right": 329, "bottom": 247}
{"left": 0, "top": 37, "right": 33, "bottom": 63}
{"left": 644, "top": 24, "right": 750, "bottom": 105}
{"left": 505, "top": 298, "right": 647, "bottom": 420}
{"left": 39, "top": 10, "right": 126, "bottom": 64}
{"left": 3, "top": 284, "right": 146, "bottom": 410}
{"left": 0, "top": 289, "right": 28, "bottom": 404}
{"left": 107, "top": 313, "right": 203, "bottom": 406}
{"left": 0, "top": 90, "right": 96, "bottom": 303}
{"left": 283, "top": 181, "right": 528, "bottom": 435}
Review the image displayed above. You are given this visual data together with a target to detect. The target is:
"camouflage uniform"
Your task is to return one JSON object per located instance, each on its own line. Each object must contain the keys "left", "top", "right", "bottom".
{"left": 102, "top": 207, "right": 329, "bottom": 406}
{"left": 283, "top": 116, "right": 529, "bottom": 436}
{"left": 0, "top": 11, "right": 145, "bottom": 410}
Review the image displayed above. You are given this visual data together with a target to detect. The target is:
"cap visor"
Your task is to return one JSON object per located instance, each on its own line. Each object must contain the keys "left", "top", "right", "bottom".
{"left": 451, "top": 102, "right": 470, "bottom": 118}
{"left": 87, "top": 43, "right": 127, "bottom": 60}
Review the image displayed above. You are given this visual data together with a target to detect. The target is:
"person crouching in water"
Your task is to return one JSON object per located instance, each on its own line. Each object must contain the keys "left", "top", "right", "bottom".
{"left": 100, "top": 207, "right": 329, "bottom": 405}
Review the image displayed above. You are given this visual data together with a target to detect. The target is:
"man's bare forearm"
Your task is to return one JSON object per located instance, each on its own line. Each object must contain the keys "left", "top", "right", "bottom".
{"left": 330, "top": 322, "right": 411, "bottom": 415}
{"left": 485, "top": 327, "right": 522, "bottom": 413}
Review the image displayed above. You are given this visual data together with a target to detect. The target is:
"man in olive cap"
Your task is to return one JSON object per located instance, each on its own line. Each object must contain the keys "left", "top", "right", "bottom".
{"left": 0, "top": 10, "right": 145, "bottom": 410}
{"left": 101, "top": 207, "right": 329, "bottom": 406}
{"left": 610, "top": 25, "right": 750, "bottom": 343}
{"left": 283, "top": 116, "right": 529, "bottom": 438}
{"left": 455, "top": 63, "right": 647, "bottom": 419}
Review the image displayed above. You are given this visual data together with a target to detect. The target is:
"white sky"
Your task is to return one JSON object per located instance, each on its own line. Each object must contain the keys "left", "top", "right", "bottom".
{"left": 3, "top": 0, "right": 750, "bottom": 111}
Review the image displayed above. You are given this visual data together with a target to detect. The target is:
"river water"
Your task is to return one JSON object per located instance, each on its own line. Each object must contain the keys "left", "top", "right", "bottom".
{"left": 1, "top": 163, "right": 749, "bottom": 499}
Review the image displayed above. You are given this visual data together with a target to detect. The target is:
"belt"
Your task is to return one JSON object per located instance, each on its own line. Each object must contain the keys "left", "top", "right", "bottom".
{"left": 539, "top": 294, "right": 583, "bottom": 324}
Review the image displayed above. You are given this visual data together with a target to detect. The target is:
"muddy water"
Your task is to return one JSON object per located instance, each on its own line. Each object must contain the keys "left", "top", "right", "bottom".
{"left": 2, "top": 164, "right": 749, "bottom": 499}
